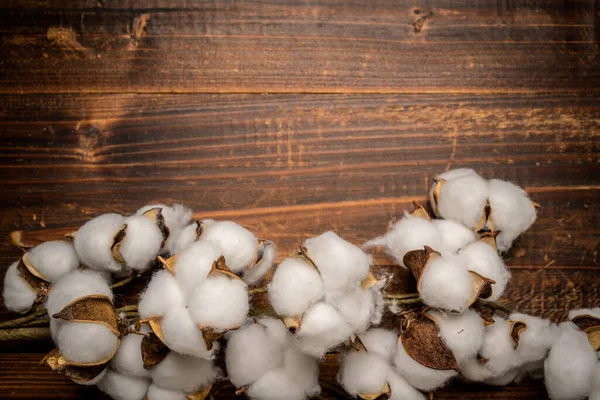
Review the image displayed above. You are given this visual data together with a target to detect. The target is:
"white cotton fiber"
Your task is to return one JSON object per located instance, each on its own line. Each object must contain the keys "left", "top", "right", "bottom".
{"left": 387, "top": 370, "right": 426, "bottom": 400}
{"left": 257, "top": 317, "right": 289, "bottom": 348}
{"left": 304, "top": 231, "right": 371, "bottom": 297}
{"left": 150, "top": 351, "right": 218, "bottom": 393}
{"left": 544, "top": 322, "right": 597, "bottom": 400}
{"left": 433, "top": 172, "right": 489, "bottom": 229}
{"left": 188, "top": 275, "right": 249, "bottom": 329}
{"left": 3, "top": 261, "right": 37, "bottom": 312}
{"left": 160, "top": 306, "right": 213, "bottom": 359}
{"left": 296, "top": 302, "right": 354, "bottom": 358}
{"left": 509, "top": 313, "right": 559, "bottom": 364}
{"left": 137, "top": 204, "right": 192, "bottom": 254}
{"left": 281, "top": 346, "right": 321, "bottom": 397}
{"left": 171, "top": 222, "right": 200, "bottom": 254}
{"left": 172, "top": 240, "right": 222, "bottom": 297}
{"left": 57, "top": 321, "right": 119, "bottom": 364}
{"left": 359, "top": 329, "right": 398, "bottom": 362}
{"left": 25, "top": 241, "right": 79, "bottom": 282}
{"left": 363, "top": 217, "right": 441, "bottom": 268}
{"left": 418, "top": 255, "right": 473, "bottom": 312}
{"left": 588, "top": 363, "right": 600, "bottom": 400}
{"left": 74, "top": 213, "right": 126, "bottom": 273}
{"left": 484, "top": 368, "right": 519, "bottom": 386}
{"left": 242, "top": 241, "right": 277, "bottom": 285}
{"left": 111, "top": 333, "right": 150, "bottom": 378}
{"left": 487, "top": 179, "right": 537, "bottom": 252}
{"left": 138, "top": 270, "right": 185, "bottom": 319}
{"left": 45, "top": 269, "right": 112, "bottom": 316}
{"left": 146, "top": 384, "right": 186, "bottom": 400}
{"left": 429, "top": 309, "right": 484, "bottom": 363}
{"left": 435, "top": 168, "right": 480, "bottom": 182}
{"left": 97, "top": 369, "right": 150, "bottom": 400}
{"left": 268, "top": 257, "right": 324, "bottom": 318}
{"left": 201, "top": 221, "right": 257, "bottom": 273}
{"left": 334, "top": 288, "right": 376, "bottom": 333}
{"left": 247, "top": 368, "right": 306, "bottom": 400}
{"left": 119, "top": 215, "right": 163, "bottom": 273}
{"left": 568, "top": 307, "right": 600, "bottom": 321}
{"left": 432, "top": 219, "right": 477, "bottom": 255}
{"left": 393, "top": 339, "right": 457, "bottom": 391}
{"left": 459, "top": 241, "right": 510, "bottom": 301}
{"left": 339, "top": 351, "right": 390, "bottom": 396}
{"left": 225, "top": 323, "right": 284, "bottom": 388}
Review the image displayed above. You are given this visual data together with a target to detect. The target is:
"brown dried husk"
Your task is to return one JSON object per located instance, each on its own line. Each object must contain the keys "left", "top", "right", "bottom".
{"left": 468, "top": 271, "right": 496, "bottom": 302}
{"left": 585, "top": 326, "right": 600, "bottom": 351}
{"left": 283, "top": 315, "right": 302, "bottom": 334}
{"left": 507, "top": 320, "right": 528, "bottom": 349}
{"left": 244, "top": 239, "right": 273, "bottom": 274}
{"left": 403, "top": 246, "right": 440, "bottom": 287}
{"left": 430, "top": 178, "right": 446, "bottom": 215}
{"left": 409, "top": 201, "right": 431, "bottom": 220}
{"left": 16, "top": 258, "right": 49, "bottom": 302}
{"left": 475, "top": 201, "right": 494, "bottom": 234}
{"left": 52, "top": 294, "right": 120, "bottom": 336}
{"left": 41, "top": 346, "right": 116, "bottom": 382}
{"left": 400, "top": 314, "right": 460, "bottom": 371}
{"left": 186, "top": 385, "right": 213, "bottom": 400}
{"left": 141, "top": 207, "right": 170, "bottom": 248}
{"left": 141, "top": 331, "right": 170, "bottom": 369}
{"left": 208, "top": 255, "right": 244, "bottom": 282}
{"left": 358, "top": 382, "right": 391, "bottom": 400}
{"left": 21, "top": 252, "right": 50, "bottom": 282}
{"left": 110, "top": 224, "right": 128, "bottom": 265}
{"left": 572, "top": 314, "right": 600, "bottom": 351}
{"left": 158, "top": 254, "right": 177, "bottom": 275}
{"left": 136, "top": 316, "right": 167, "bottom": 345}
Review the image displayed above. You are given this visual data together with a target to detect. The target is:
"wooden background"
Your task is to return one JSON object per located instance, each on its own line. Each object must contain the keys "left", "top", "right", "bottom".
{"left": 0, "top": 0, "right": 599, "bottom": 399}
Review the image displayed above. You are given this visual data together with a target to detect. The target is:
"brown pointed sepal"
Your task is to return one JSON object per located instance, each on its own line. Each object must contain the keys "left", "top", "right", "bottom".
{"left": 403, "top": 246, "right": 441, "bottom": 290}
{"left": 282, "top": 315, "right": 302, "bottom": 334}
{"left": 475, "top": 201, "right": 495, "bottom": 234}
{"left": 41, "top": 348, "right": 112, "bottom": 383}
{"left": 506, "top": 320, "right": 528, "bottom": 349}
{"left": 360, "top": 272, "right": 379, "bottom": 290}
{"left": 199, "top": 325, "right": 240, "bottom": 350}
{"left": 400, "top": 314, "right": 460, "bottom": 372}
{"left": 430, "top": 178, "right": 446, "bottom": 215}
{"left": 479, "top": 231, "right": 499, "bottom": 253}
{"left": 359, "top": 382, "right": 391, "bottom": 400}
{"left": 141, "top": 331, "right": 170, "bottom": 369}
{"left": 111, "top": 224, "right": 128, "bottom": 265}
{"left": 209, "top": 255, "right": 243, "bottom": 282}
{"left": 52, "top": 294, "right": 120, "bottom": 337}
{"left": 296, "top": 245, "right": 318, "bottom": 269}
{"left": 158, "top": 255, "right": 177, "bottom": 275}
{"left": 572, "top": 314, "right": 600, "bottom": 351}
{"left": 348, "top": 335, "right": 368, "bottom": 353}
{"left": 468, "top": 271, "right": 496, "bottom": 304}
{"left": 16, "top": 257, "right": 49, "bottom": 300}
{"left": 136, "top": 316, "right": 166, "bottom": 345}
{"left": 409, "top": 201, "right": 431, "bottom": 220}
{"left": 186, "top": 385, "right": 213, "bottom": 400}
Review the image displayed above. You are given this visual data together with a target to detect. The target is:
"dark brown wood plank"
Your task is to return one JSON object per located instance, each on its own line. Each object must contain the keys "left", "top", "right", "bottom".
{"left": 0, "top": 1, "right": 598, "bottom": 93}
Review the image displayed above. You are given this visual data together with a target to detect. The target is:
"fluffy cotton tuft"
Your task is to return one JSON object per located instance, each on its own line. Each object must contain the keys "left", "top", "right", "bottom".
{"left": 339, "top": 351, "right": 390, "bottom": 396}
{"left": 242, "top": 242, "right": 277, "bottom": 285}
{"left": 544, "top": 322, "right": 597, "bottom": 400}
{"left": 97, "top": 369, "right": 150, "bottom": 400}
{"left": 25, "top": 240, "right": 79, "bottom": 281}
{"left": 459, "top": 241, "right": 510, "bottom": 301}
{"left": 74, "top": 213, "right": 126, "bottom": 273}
{"left": 138, "top": 270, "right": 185, "bottom": 319}
{"left": 160, "top": 306, "right": 214, "bottom": 359}
{"left": 200, "top": 221, "right": 258, "bottom": 273}
{"left": 3, "top": 261, "right": 37, "bottom": 312}
{"left": 146, "top": 384, "right": 186, "bottom": 400}
{"left": 387, "top": 370, "right": 426, "bottom": 400}
{"left": 568, "top": 307, "right": 600, "bottom": 321}
{"left": 268, "top": 258, "right": 324, "bottom": 317}
{"left": 172, "top": 240, "right": 222, "bottom": 297}
{"left": 57, "top": 321, "right": 119, "bottom": 364}
{"left": 137, "top": 204, "right": 192, "bottom": 254}
{"left": 111, "top": 333, "right": 150, "bottom": 378}
{"left": 304, "top": 231, "right": 371, "bottom": 297}
{"left": 296, "top": 302, "right": 354, "bottom": 358}
{"left": 429, "top": 309, "right": 485, "bottom": 363}
{"left": 45, "top": 269, "right": 112, "bottom": 317}
{"left": 432, "top": 219, "right": 477, "bottom": 255}
{"left": 334, "top": 287, "right": 382, "bottom": 333}
{"left": 509, "top": 313, "right": 559, "bottom": 364}
{"left": 418, "top": 255, "right": 473, "bottom": 312}
{"left": 487, "top": 179, "right": 537, "bottom": 252}
{"left": 119, "top": 215, "right": 163, "bottom": 272}
{"left": 150, "top": 352, "right": 219, "bottom": 393}
{"left": 359, "top": 329, "right": 398, "bottom": 362}
{"left": 432, "top": 170, "right": 489, "bottom": 228}
{"left": 394, "top": 339, "right": 457, "bottom": 391}
{"left": 588, "top": 363, "right": 600, "bottom": 400}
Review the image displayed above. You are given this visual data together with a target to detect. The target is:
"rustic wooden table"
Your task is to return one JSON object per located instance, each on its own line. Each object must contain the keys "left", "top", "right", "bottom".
{"left": 0, "top": 1, "right": 598, "bottom": 399}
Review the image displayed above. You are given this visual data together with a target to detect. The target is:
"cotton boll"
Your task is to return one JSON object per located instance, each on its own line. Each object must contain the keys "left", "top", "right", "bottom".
{"left": 296, "top": 302, "right": 354, "bottom": 358}
{"left": 588, "top": 363, "right": 600, "bottom": 400}
{"left": 150, "top": 352, "right": 218, "bottom": 393}
{"left": 487, "top": 179, "right": 537, "bottom": 252}
{"left": 334, "top": 288, "right": 376, "bottom": 333}
{"left": 363, "top": 217, "right": 441, "bottom": 268}
{"left": 57, "top": 321, "right": 118, "bottom": 364}
{"left": 418, "top": 256, "right": 473, "bottom": 312}
{"left": 137, "top": 204, "right": 192, "bottom": 253}
{"left": 484, "top": 368, "right": 519, "bottom": 386}
{"left": 429, "top": 309, "right": 484, "bottom": 363}
{"left": 160, "top": 307, "right": 213, "bottom": 359}
{"left": 509, "top": 313, "right": 559, "bottom": 364}
{"left": 225, "top": 323, "right": 284, "bottom": 388}
{"left": 394, "top": 340, "right": 458, "bottom": 391}
{"left": 97, "top": 369, "right": 150, "bottom": 400}
{"left": 339, "top": 351, "right": 390, "bottom": 396}
{"left": 46, "top": 269, "right": 112, "bottom": 316}
{"left": 3, "top": 261, "right": 37, "bottom": 312}
{"left": 387, "top": 370, "right": 426, "bottom": 400}
{"left": 242, "top": 242, "right": 277, "bottom": 285}
{"left": 304, "top": 231, "right": 371, "bottom": 297}
{"left": 118, "top": 215, "right": 163, "bottom": 272}
{"left": 247, "top": 369, "right": 306, "bottom": 400}
{"left": 74, "top": 213, "right": 126, "bottom": 273}
{"left": 111, "top": 333, "right": 150, "bottom": 378}
{"left": 435, "top": 173, "right": 489, "bottom": 229}
{"left": 281, "top": 346, "right": 321, "bottom": 397}
{"left": 257, "top": 317, "right": 289, "bottom": 348}
{"left": 138, "top": 270, "right": 185, "bottom": 319}
{"left": 544, "top": 322, "right": 596, "bottom": 400}
{"left": 201, "top": 221, "right": 258, "bottom": 273}
{"left": 568, "top": 307, "right": 600, "bottom": 321}
{"left": 171, "top": 222, "right": 200, "bottom": 254}
{"left": 25, "top": 241, "right": 79, "bottom": 282}
{"left": 172, "top": 240, "right": 222, "bottom": 297}
{"left": 268, "top": 257, "right": 324, "bottom": 318}
{"left": 433, "top": 219, "right": 477, "bottom": 255}
{"left": 188, "top": 275, "right": 249, "bottom": 329}
{"left": 459, "top": 241, "right": 509, "bottom": 301}
{"left": 146, "top": 384, "right": 186, "bottom": 400}
{"left": 359, "top": 329, "right": 398, "bottom": 362}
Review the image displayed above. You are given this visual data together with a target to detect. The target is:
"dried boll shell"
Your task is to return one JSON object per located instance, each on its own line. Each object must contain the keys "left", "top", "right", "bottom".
{"left": 474, "top": 201, "right": 494, "bottom": 234}
{"left": 507, "top": 320, "right": 528, "bottom": 349}
{"left": 74, "top": 213, "right": 127, "bottom": 273}
{"left": 186, "top": 385, "right": 213, "bottom": 400}
{"left": 52, "top": 294, "right": 120, "bottom": 336}
{"left": 359, "top": 382, "right": 391, "bottom": 400}
{"left": 242, "top": 239, "right": 277, "bottom": 285}
{"left": 141, "top": 331, "right": 170, "bottom": 369}
{"left": 570, "top": 310, "right": 600, "bottom": 351}
{"left": 41, "top": 348, "right": 109, "bottom": 383}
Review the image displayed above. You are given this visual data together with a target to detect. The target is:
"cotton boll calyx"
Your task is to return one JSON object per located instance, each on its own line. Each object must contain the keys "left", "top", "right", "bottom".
{"left": 430, "top": 169, "right": 489, "bottom": 228}
{"left": 97, "top": 369, "right": 150, "bottom": 400}
{"left": 304, "top": 231, "right": 371, "bottom": 297}
{"left": 150, "top": 352, "right": 218, "bottom": 393}
{"left": 137, "top": 203, "right": 192, "bottom": 254}
{"left": 74, "top": 213, "right": 127, "bottom": 273}
{"left": 508, "top": 313, "right": 559, "bottom": 364}
{"left": 3, "top": 261, "right": 37, "bottom": 312}
{"left": 544, "top": 322, "right": 597, "bottom": 400}
{"left": 295, "top": 302, "right": 354, "bottom": 358}
{"left": 111, "top": 333, "right": 150, "bottom": 378}
{"left": 268, "top": 257, "right": 324, "bottom": 318}
{"left": 339, "top": 351, "right": 391, "bottom": 397}
{"left": 24, "top": 240, "right": 79, "bottom": 282}
{"left": 459, "top": 237, "right": 510, "bottom": 301}
{"left": 138, "top": 270, "right": 185, "bottom": 319}
{"left": 117, "top": 215, "right": 163, "bottom": 273}
{"left": 487, "top": 179, "right": 537, "bottom": 252}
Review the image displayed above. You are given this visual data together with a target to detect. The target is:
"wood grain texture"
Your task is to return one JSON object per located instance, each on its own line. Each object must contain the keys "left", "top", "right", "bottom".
{"left": 0, "top": 1, "right": 598, "bottom": 93}
{"left": 1, "top": 0, "right": 599, "bottom": 398}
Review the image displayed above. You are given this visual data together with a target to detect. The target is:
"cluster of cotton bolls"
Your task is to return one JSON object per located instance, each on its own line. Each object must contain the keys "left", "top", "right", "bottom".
{"left": 267, "top": 231, "right": 384, "bottom": 358}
